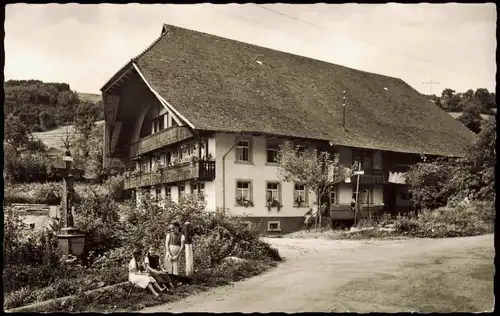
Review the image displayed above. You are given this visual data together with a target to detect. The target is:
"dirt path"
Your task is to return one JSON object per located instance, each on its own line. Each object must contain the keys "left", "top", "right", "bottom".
{"left": 140, "top": 235, "right": 494, "bottom": 313}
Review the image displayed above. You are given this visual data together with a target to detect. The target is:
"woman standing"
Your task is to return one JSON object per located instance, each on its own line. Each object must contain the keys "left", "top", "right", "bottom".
{"left": 165, "top": 222, "right": 186, "bottom": 276}
{"left": 128, "top": 249, "right": 163, "bottom": 297}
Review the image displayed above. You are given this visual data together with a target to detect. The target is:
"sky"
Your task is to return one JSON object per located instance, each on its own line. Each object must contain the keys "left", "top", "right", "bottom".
{"left": 4, "top": 3, "right": 497, "bottom": 95}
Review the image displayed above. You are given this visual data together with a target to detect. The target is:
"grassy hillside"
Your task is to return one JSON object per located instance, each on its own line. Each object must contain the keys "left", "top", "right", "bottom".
{"left": 33, "top": 121, "right": 104, "bottom": 150}
{"left": 77, "top": 92, "right": 102, "bottom": 104}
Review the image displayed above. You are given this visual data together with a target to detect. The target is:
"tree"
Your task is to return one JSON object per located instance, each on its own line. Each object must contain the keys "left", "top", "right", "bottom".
{"left": 440, "top": 88, "right": 461, "bottom": 112}
{"left": 277, "top": 141, "right": 353, "bottom": 228}
{"left": 473, "top": 88, "right": 495, "bottom": 112}
{"left": 4, "top": 114, "right": 31, "bottom": 155}
{"left": 457, "top": 102, "right": 482, "bottom": 134}
{"left": 39, "top": 111, "right": 56, "bottom": 131}
{"left": 407, "top": 116, "right": 496, "bottom": 209}
{"left": 467, "top": 116, "right": 496, "bottom": 200}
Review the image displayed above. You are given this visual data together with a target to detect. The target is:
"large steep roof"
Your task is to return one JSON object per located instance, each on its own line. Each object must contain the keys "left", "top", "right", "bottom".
{"left": 116, "top": 24, "right": 477, "bottom": 157}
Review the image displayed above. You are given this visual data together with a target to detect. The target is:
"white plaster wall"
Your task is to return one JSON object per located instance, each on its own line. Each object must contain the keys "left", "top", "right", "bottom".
{"left": 214, "top": 133, "right": 314, "bottom": 217}
{"left": 203, "top": 181, "right": 217, "bottom": 211}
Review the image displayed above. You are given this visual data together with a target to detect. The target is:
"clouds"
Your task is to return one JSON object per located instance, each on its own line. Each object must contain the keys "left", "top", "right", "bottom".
{"left": 4, "top": 3, "right": 496, "bottom": 94}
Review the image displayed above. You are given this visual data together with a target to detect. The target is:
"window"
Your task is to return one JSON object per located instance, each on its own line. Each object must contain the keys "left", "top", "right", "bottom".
{"left": 179, "top": 185, "right": 186, "bottom": 200}
{"left": 236, "top": 180, "right": 252, "bottom": 201}
{"left": 152, "top": 116, "right": 164, "bottom": 133}
{"left": 266, "top": 182, "right": 281, "bottom": 203}
{"left": 236, "top": 139, "right": 251, "bottom": 162}
{"left": 267, "top": 221, "right": 281, "bottom": 232}
{"left": 266, "top": 141, "right": 280, "bottom": 163}
{"left": 158, "top": 115, "right": 164, "bottom": 131}
{"left": 165, "top": 186, "right": 172, "bottom": 200}
{"left": 353, "top": 150, "right": 373, "bottom": 172}
{"left": 200, "top": 140, "right": 207, "bottom": 158}
{"left": 352, "top": 150, "right": 363, "bottom": 169}
{"left": 330, "top": 186, "right": 338, "bottom": 205}
{"left": 193, "top": 182, "right": 205, "bottom": 200}
{"left": 155, "top": 186, "right": 162, "bottom": 201}
{"left": 293, "top": 183, "right": 308, "bottom": 206}
{"left": 360, "top": 188, "right": 372, "bottom": 205}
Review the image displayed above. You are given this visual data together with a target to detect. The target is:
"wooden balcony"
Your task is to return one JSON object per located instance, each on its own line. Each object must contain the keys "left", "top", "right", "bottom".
{"left": 124, "top": 160, "right": 216, "bottom": 189}
{"left": 349, "top": 169, "right": 387, "bottom": 185}
{"left": 128, "top": 126, "right": 193, "bottom": 158}
{"left": 329, "top": 204, "right": 385, "bottom": 220}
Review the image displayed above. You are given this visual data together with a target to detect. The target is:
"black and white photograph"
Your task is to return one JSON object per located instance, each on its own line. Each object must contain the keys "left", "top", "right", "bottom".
{"left": 3, "top": 3, "right": 496, "bottom": 313}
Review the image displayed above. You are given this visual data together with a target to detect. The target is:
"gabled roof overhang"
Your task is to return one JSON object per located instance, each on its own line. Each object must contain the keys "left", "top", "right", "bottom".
{"left": 100, "top": 60, "right": 135, "bottom": 93}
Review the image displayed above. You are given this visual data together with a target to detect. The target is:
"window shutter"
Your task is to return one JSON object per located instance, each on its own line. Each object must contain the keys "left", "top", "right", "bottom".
{"left": 250, "top": 181, "right": 253, "bottom": 202}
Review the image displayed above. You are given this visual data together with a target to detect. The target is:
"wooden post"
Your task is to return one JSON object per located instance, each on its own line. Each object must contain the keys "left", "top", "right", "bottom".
{"left": 353, "top": 162, "right": 362, "bottom": 226}
{"left": 198, "top": 138, "right": 202, "bottom": 159}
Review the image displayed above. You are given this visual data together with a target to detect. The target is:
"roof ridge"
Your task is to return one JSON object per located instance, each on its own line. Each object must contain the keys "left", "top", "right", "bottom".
{"left": 161, "top": 23, "right": 405, "bottom": 84}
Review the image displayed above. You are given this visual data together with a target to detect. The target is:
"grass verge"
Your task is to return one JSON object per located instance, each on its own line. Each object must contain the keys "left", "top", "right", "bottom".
{"left": 12, "top": 260, "right": 277, "bottom": 312}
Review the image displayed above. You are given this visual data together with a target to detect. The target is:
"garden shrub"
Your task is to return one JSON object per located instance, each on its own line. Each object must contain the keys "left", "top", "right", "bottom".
{"left": 4, "top": 182, "right": 63, "bottom": 205}
{"left": 3, "top": 191, "right": 281, "bottom": 312}
{"left": 102, "top": 174, "right": 127, "bottom": 201}
{"left": 4, "top": 150, "right": 51, "bottom": 183}
{"left": 393, "top": 200, "right": 494, "bottom": 238}
{"left": 4, "top": 287, "right": 35, "bottom": 309}
{"left": 121, "top": 194, "right": 281, "bottom": 273}
{"left": 74, "top": 190, "right": 123, "bottom": 257}
{"left": 3, "top": 210, "right": 62, "bottom": 267}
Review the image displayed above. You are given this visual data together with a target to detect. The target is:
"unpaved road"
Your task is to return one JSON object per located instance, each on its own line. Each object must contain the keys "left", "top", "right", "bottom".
{"left": 140, "top": 234, "right": 494, "bottom": 313}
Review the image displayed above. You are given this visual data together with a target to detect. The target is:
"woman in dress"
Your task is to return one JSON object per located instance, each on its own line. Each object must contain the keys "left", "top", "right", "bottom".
{"left": 128, "top": 248, "right": 163, "bottom": 297}
{"left": 144, "top": 246, "right": 175, "bottom": 291}
{"left": 164, "top": 222, "right": 185, "bottom": 276}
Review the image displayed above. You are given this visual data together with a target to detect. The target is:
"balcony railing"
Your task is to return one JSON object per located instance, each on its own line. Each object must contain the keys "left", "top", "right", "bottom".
{"left": 348, "top": 169, "right": 387, "bottom": 185}
{"left": 330, "top": 204, "right": 385, "bottom": 220}
{"left": 124, "top": 160, "right": 216, "bottom": 189}
{"left": 128, "top": 126, "right": 193, "bottom": 158}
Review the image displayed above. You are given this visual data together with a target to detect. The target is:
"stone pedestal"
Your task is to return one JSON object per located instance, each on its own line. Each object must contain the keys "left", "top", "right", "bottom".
{"left": 57, "top": 227, "right": 86, "bottom": 257}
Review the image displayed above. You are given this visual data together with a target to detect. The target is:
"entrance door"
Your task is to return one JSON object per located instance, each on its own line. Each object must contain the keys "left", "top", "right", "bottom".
{"left": 383, "top": 184, "right": 397, "bottom": 215}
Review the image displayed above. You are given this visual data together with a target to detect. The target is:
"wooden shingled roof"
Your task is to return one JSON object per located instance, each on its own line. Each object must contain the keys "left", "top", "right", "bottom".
{"left": 107, "top": 24, "right": 477, "bottom": 157}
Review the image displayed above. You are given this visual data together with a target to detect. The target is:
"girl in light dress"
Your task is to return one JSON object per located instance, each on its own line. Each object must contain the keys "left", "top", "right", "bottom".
{"left": 164, "top": 222, "right": 186, "bottom": 276}
{"left": 128, "top": 248, "right": 165, "bottom": 297}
